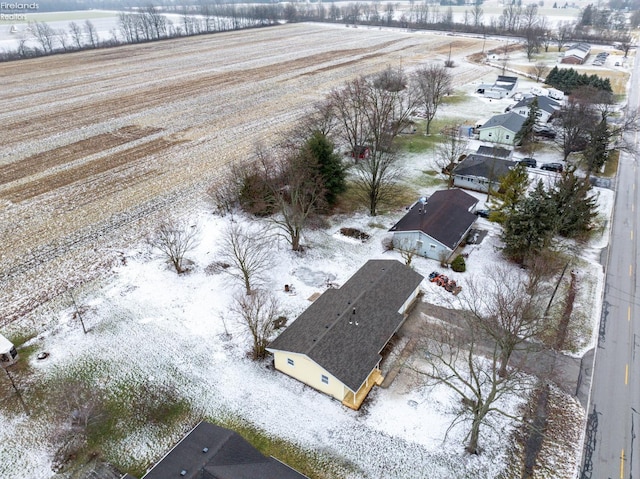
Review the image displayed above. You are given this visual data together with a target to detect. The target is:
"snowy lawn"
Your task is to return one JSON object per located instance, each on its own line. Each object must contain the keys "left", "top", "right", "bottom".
{"left": 0, "top": 58, "right": 614, "bottom": 478}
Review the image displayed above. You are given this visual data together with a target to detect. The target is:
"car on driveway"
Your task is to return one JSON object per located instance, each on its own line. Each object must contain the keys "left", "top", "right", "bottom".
{"left": 541, "top": 162, "right": 564, "bottom": 173}
{"left": 535, "top": 127, "right": 557, "bottom": 139}
{"left": 475, "top": 209, "right": 492, "bottom": 218}
{"left": 519, "top": 157, "right": 537, "bottom": 168}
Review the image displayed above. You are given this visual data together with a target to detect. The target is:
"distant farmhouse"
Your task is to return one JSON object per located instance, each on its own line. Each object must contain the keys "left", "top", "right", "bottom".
{"left": 136, "top": 421, "right": 308, "bottom": 479}
{"left": 477, "top": 112, "right": 526, "bottom": 146}
{"left": 452, "top": 149, "right": 518, "bottom": 193}
{"left": 476, "top": 75, "right": 519, "bottom": 99}
{"left": 561, "top": 43, "right": 591, "bottom": 64}
{"left": 267, "top": 260, "right": 423, "bottom": 410}
{"left": 389, "top": 189, "right": 478, "bottom": 261}
{"left": 511, "top": 95, "right": 562, "bottom": 125}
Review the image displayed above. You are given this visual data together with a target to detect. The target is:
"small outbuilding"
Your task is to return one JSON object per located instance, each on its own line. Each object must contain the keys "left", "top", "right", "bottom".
{"left": 0, "top": 333, "right": 18, "bottom": 367}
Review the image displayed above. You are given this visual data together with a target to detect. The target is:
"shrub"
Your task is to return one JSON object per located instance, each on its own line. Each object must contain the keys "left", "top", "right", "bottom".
{"left": 451, "top": 254, "right": 466, "bottom": 272}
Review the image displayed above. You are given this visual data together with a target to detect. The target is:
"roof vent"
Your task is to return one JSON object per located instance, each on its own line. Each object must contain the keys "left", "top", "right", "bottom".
{"left": 180, "top": 470, "right": 187, "bottom": 477}
{"left": 202, "top": 447, "right": 209, "bottom": 453}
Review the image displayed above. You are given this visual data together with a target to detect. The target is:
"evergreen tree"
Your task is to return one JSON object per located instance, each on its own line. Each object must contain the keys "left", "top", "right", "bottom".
{"left": 583, "top": 117, "right": 610, "bottom": 174}
{"left": 514, "top": 97, "right": 539, "bottom": 146}
{"left": 501, "top": 181, "right": 557, "bottom": 263}
{"left": 493, "top": 163, "right": 530, "bottom": 223}
{"left": 550, "top": 166, "right": 598, "bottom": 238}
{"left": 304, "top": 131, "right": 346, "bottom": 207}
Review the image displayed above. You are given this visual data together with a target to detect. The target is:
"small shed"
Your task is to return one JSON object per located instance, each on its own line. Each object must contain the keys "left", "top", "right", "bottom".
{"left": 0, "top": 334, "right": 18, "bottom": 367}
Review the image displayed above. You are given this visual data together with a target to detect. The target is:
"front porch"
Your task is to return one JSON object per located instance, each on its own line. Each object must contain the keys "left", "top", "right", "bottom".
{"left": 341, "top": 368, "right": 384, "bottom": 410}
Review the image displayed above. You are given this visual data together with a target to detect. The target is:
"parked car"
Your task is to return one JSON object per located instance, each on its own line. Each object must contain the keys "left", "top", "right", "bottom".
{"left": 519, "top": 157, "right": 537, "bottom": 168}
{"left": 475, "top": 209, "right": 492, "bottom": 218}
{"left": 535, "top": 128, "right": 557, "bottom": 139}
{"left": 541, "top": 162, "right": 564, "bottom": 172}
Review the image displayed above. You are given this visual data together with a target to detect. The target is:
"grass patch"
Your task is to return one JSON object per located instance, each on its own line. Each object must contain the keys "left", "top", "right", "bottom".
{"left": 217, "top": 415, "right": 358, "bottom": 479}
{"left": 395, "top": 133, "right": 439, "bottom": 153}
{"left": 441, "top": 93, "right": 468, "bottom": 105}
{"left": 603, "top": 149, "right": 619, "bottom": 177}
{"left": 412, "top": 169, "right": 445, "bottom": 189}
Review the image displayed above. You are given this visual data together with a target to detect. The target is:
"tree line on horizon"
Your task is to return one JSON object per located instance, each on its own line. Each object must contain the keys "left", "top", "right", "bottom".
{"left": 2, "top": 0, "right": 637, "bottom": 63}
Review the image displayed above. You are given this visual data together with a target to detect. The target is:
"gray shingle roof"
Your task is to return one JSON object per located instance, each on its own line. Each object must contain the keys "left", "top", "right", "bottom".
{"left": 476, "top": 145, "right": 512, "bottom": 159}
{"left": 389, "top": 189, "right": 478, "bottom": 250}
{"left": 142, "top": 422, "right": 308, "bottom": 479}
{"left": 267, "top": 260, "right": 424, "bottom": 392}
{"left": 452, "top": 155, "right": 518, "bottom": 180}
{"left": 512, "top": 96, "right": 561, "bottom": 114}
{"left": 479, "top": 111, "right": 526, "bottom": 134}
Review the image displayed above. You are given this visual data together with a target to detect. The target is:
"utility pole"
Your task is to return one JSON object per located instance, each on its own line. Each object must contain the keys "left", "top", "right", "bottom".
{"left": 4, "top": 367, "right": 30, "bottom": 416}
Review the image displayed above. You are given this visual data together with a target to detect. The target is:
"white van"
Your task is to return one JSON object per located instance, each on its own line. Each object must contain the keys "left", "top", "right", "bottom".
{"left": 0, "top": 333, "right": 18, "bottom": 367}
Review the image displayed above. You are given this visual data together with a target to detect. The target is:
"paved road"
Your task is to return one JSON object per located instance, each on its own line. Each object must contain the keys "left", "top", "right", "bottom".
{"left": 582, "top": 47, "right": 640, "bottom": 479}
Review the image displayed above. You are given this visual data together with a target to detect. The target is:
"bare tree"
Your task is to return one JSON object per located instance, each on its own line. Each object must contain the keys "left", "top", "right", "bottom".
{"left": 83, "top": 19, "right": 98, "bottom": 48}
{"left": 148, "top": 220, "right": 199, "bottom": 274}
{"left": 553, "top": 92, "right": 599, "bottom": 161}
{"left": 353, "top": 149, "right": 402, "bottom": 216}
{"left": 462, "top": 265, "right": 547, "bottom": 378}
{"left": 217, "top": 223, "right": 273, "bottom": 295}
{"left": 257, "top": 146, "right": 325, "bottom": 251}
{"left": 68, "top": 21, "right": 83, "bottom": 49}
{"left": 555, "top": 21, "right": 573, "bottom": 52}
{"left": 412, "top": 317, "right": 530, "bottom": 454}
{"left": 31, "top": 22, "right": 56, "bottom": 54}
{"left": 231, "top": 289, "right": 280, "bottom": 359}
{"left": 435, "top": 125, "right": 468, "bottom": 186}
{"left": 329, "top": 77, "right": 373, "bottom": 161}
{"left": 471, "top": 2, "right": 483, "bottom": 27}
{"left": 329, "top": 68, "right": 416, "bottom": 216}
{"left": 412, "top": 64, "right": 453, "bottom": 135}
{"left": 55, "top": 29, "right": 70, "bottom": 52}
{"left": 531, "top": 61, "right": 549, "bottom": 83}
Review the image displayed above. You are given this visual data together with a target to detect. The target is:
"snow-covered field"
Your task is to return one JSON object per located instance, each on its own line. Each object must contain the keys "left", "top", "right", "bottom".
{"left": 0, "top": 19, "right": 621, "bottom": 479}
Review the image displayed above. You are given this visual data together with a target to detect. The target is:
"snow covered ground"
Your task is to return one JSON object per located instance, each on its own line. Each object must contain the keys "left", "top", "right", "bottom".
{"left": 0, "top": 135, "right": 612, "bottom": 478}
{"left": 0, "top": 22, "right": 618, "bottom": 478}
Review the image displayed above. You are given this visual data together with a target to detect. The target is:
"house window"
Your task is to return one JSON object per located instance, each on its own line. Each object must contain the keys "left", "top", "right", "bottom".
{"left": 506, "top": 134, "right": 510, "bottom": 139}
{"left": 416, "top": 240, "right": 423, "bottom": 250}
{"left": 287, "top": 358, "right": 294, "bottom": 366}
{"left": 321, "top": 375, "right": 329, "bottom": 384}
{"left": 430, "top": 244, "right": 436, "bottom": 250}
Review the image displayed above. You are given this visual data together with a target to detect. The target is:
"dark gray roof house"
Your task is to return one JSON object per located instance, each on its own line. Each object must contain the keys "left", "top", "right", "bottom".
{"left": 475, "top": 145, "right": 512, "bottom": 159}
{"left": 452, "top": 154, "right": 519, "bottom": 193}
{"left": 138, "top": 422, "right": 308, "bottom": 479}
{"left": 512, "top": 95, "right": 561, "bottom": 121}
{"left": 389, "top": 189, "right": 478, "bottom": 260}
{"left": 267, "top": 260, "right": 423, "bottom": 409}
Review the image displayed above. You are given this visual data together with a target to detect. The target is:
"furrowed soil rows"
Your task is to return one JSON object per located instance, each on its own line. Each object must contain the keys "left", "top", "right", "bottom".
{"left": 0, "top": 23, "right": 498, "bottom": 324}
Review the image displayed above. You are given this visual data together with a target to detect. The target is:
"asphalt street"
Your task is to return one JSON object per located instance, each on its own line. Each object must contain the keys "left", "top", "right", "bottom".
{"left": 582, "top": 44, "right": 640, "bottom": 479}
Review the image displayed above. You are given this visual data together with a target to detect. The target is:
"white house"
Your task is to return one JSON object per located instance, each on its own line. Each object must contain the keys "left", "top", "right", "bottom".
{"left": 511, "top": 95, "right": 561, "bottom": 125}
{"left": 389, "top": 189, "right": 478, "bottom": 261}
{"left": 476, "top": 75, "right": 519, "bottom": 99}
{"left": 478, "top": 112, "right": 527, "bottom": 145}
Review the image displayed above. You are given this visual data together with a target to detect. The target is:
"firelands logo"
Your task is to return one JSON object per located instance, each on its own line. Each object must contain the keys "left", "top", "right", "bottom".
{"left": 0, "top": 2, "right": 38, "bottom": 21}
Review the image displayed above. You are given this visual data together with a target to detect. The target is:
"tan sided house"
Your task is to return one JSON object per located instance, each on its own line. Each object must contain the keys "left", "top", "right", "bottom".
{"left": 267, "top": 260, "right": 423, "bottom": 410}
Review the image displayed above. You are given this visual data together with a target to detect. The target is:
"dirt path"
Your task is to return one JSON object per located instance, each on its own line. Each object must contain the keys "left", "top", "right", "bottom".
{"left": 0, "top": 24, "right": 499, "bottom": 325}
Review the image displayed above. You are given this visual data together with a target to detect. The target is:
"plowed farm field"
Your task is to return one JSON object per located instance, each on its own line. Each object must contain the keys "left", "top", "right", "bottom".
{"left": 0, "top": 23, "right": 498, "bottom": 324}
